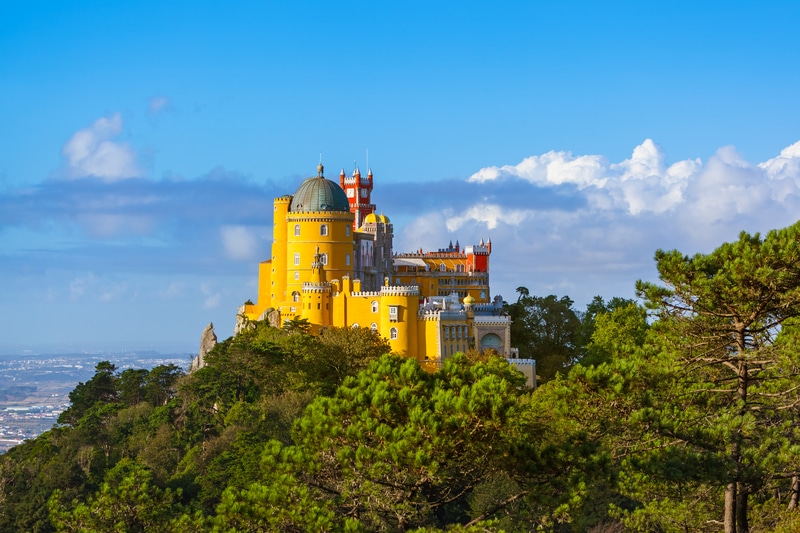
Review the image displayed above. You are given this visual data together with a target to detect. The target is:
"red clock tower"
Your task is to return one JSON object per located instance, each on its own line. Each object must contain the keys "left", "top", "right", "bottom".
{"left": 339, "top": 166, "right": 376, "bottom": 229}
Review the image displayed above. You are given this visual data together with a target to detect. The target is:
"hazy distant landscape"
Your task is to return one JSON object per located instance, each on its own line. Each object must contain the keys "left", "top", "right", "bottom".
{"left": 0, "top": 348, "right": 193, "bottom": 453}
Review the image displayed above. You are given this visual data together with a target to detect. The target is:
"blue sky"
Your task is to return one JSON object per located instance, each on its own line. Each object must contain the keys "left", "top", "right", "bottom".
{"left": 2, "top": 1, "right": 800, "bottom": 352}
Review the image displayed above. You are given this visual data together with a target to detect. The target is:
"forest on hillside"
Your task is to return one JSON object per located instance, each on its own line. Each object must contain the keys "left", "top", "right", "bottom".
{"left": 4, "top": 222, "right": 800, "bottom": 532}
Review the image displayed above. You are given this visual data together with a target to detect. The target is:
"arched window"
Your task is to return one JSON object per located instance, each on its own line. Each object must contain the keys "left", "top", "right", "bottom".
{"left": 439, "top": 263, "right": 446, "bottom": 272}
{"left": 370, "top": 323, "right": 378, "bottom": 333}
{"left": 480, "top": 333, "right": 502, "bottom": 351}
{"left": 346, "top": 253, "right": 350, "bottom": 266}
{"left": 292, "top": 291, "right": 300, "bottom": 302}
{"left": 456, "top": 264, "right": 464, "bottom": 272}
{"left": 294, "top": 271, "right": 300, "bottom": 280}
{"left": 390, "top": 327, "right": 398, "bottom": 340}
{"left": 294, "top": 252, "right": 300, "bottom": 266}
{"left": 294, "top": 224, "right": 301, "bottom": 236}
{"left": 320, "top": 224, "right": 328, "bottom": 236}
{"left": 371, "top": 301, "right": 379, "bottom": 313}
{"left": 352, "top": 323, "right": 360, "bottom": 329}
{"left": 321, "top": 253, "right": 328, "bottom": 265}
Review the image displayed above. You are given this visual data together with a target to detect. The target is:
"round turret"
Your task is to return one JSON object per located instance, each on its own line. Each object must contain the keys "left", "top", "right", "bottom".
{"left": 290, "top": 165, "right": 350, "bottom": 212}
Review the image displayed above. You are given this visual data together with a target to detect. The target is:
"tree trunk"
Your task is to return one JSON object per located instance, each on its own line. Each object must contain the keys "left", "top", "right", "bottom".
{"left": 724, "top": 482, "right": 736, "bottom": 533}
{"left": 736, "top": 483, "right": 749, "bottom": 533}
{"left": 789, "top": 476, "right": 800, "bottom": 510}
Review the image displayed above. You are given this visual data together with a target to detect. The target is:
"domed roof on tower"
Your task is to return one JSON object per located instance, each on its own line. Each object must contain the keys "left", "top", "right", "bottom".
{"left": 290, "top": 163, "right": 350, "bottom": 212}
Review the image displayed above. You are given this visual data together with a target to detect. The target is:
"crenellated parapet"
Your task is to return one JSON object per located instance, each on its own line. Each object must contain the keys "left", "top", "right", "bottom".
{"left": 351, "top": 290, "right": 382, "bottom": 297}
{"left": 473, "top": 315, "right": 511, "bottom": 326}
{"left": 380, "top": 285, "right": 419, "bottom": 297}
{"left": 302, "top": 282, "right": 331, "bottom": 293}
{"left": 420, "top": 309, "right": 467, "bottom": 320}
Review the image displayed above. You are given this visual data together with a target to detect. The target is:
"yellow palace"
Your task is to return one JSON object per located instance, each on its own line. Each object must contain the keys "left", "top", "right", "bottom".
{"left": 239, "top": 163, "right": 516, "bottom": 368}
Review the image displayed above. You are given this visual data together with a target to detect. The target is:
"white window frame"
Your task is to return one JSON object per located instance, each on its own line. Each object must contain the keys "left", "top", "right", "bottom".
{"left": 294, "top": 252, "right": 300, "bottom": 266}
{"left": 294, "top": 224, "right": 301, "bottom": 236}
{"left": 390, "top": 327, "right": 398, "bottom": 340}
{"left": 320, "top": 224, "right": 328, "bottom": 236}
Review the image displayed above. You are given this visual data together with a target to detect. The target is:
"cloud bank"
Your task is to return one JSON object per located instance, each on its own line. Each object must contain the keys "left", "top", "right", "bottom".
{"left": 5, "top": 116, "right": 800, "bottom": 345}
{"left": 389, "top": 139, "right": 800, "bottom": 305}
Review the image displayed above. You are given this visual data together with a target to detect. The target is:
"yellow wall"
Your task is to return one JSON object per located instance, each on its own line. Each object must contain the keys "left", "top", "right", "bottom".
{"left": 244, "top": 191, "right": 503, "bottom": 367}
{"left": 284, "top": 211, "right": 353, "bottom": 309}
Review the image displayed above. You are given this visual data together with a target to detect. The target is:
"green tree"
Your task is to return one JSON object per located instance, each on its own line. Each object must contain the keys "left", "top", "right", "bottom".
{"left": 49, "top": 459, "right": 186, "bottom": 532}
{"left": 635, "top": 222, "right": 800, "bottom": 532}
{"left": 213, "top": 354, "right": 596, "bottom": 532}
{"left": 58, "top": 361, "right": 119, "bottom": 426}
{"left": 508, "top": 292, "right": 582, "bottom": 382}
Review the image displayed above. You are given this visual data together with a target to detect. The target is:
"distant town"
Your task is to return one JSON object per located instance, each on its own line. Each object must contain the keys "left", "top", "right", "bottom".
{"left": 0, "top": 350, "right": 193, "bottom": 454}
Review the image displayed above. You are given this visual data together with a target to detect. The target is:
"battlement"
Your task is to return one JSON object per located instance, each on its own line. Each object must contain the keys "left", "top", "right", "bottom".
{"left": 380, "top": 285, "right": 419, "bottom": 297}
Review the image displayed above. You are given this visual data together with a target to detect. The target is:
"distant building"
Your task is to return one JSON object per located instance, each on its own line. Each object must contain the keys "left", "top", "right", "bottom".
{"left": 240, "top": 162, "right": 520, "bottom": 369}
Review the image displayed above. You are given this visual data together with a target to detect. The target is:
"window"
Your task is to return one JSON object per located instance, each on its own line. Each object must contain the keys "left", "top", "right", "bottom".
{"left": 346, "top": 226, "right": 351, "bottom": 237}
{"left": 389, "top": 306, "right": 398, "bottom": 321}
{"left": 347, "top": 188, "right": 354, "bottom": 198}
{"left": 321, "top": 253, "right": 328, "bottom": 265}
{"left": 292, "top": 291, "right": 300, "bottom": 302}
{"left": 370, "top": 323, "right": 377, "bottom": 333}
{"left": 390, "top": 327, "right": 398, "bottom": 340}
{"left": 444, "top": 327, "right": 449, "bottom": 340}
{"left": 352, "top": 323, "right": 360, "bottom": 329}
{"left": 456, "top": 264, "right": 464, "bottom": 272}
{"left": 439, "top": 263, "right": 446, "bottom": 272}
{"left": 346, "top": 253, "right": 350, "bottom": 266}
{"left": 320, "top": 224, "right": 328, "bottom": 236}
{"left": 371, "top": 301, "right": 379, "bottom": 313}
{"left": 294, "top": 271, "right": 300, "bottom": 280}
{"left": 294, "top": 252, "right": 300, "bottom": 266}
{"left": 294, "top": 224, "right": 300, "bottom": 236}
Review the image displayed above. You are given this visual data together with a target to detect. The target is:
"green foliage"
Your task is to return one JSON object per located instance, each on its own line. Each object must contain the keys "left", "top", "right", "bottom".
{"left": 9, "top": 220, "right": 800, "bottom": 532}
{"left": 507, "top": 291, "right": 582, "bottom": 382}
{"left": 49, "top": 459, "right": 186, "bottom": 532}
{"left": 210, "top": 354, "right": 596, "bottom": 531}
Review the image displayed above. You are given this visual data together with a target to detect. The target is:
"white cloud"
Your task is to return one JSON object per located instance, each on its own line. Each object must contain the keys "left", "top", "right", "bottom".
{"left": 220, "top": 225, "right": 260, "bottom": 261}
{"left": 148, "top": 95, "right": 171, "bottom": 115}
{"left": 161, "top": 281, "right": 186, "bottom": 300}
{"left": 201, "top": 282, "right": 222, "bottom": 310}
{"left": 62, "top": 113, "right": 140, "bottom": 181}
{"left": 99, "top": 282, "right": 128, "bottom": 302}
{"left": 69, "top": 274, "right": 94, "bottom": 301}
{"left": 407, "top": 139, "right": 800, "bottom": 306}
{"left": 446, "top": 203, "right": 530, "bottom": 231}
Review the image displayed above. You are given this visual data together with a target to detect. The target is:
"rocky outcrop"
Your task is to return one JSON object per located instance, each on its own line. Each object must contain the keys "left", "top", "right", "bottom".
{"left": 190, "top": 322, "right": 217, "bottom": 372}
{"left": 234, "top": 306, "right": 281, "bottom": 335}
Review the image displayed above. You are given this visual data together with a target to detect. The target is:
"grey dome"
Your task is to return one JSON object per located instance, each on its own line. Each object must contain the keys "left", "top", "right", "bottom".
{"left": 290, "top": 174, "right": 350, "bottom": 213}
